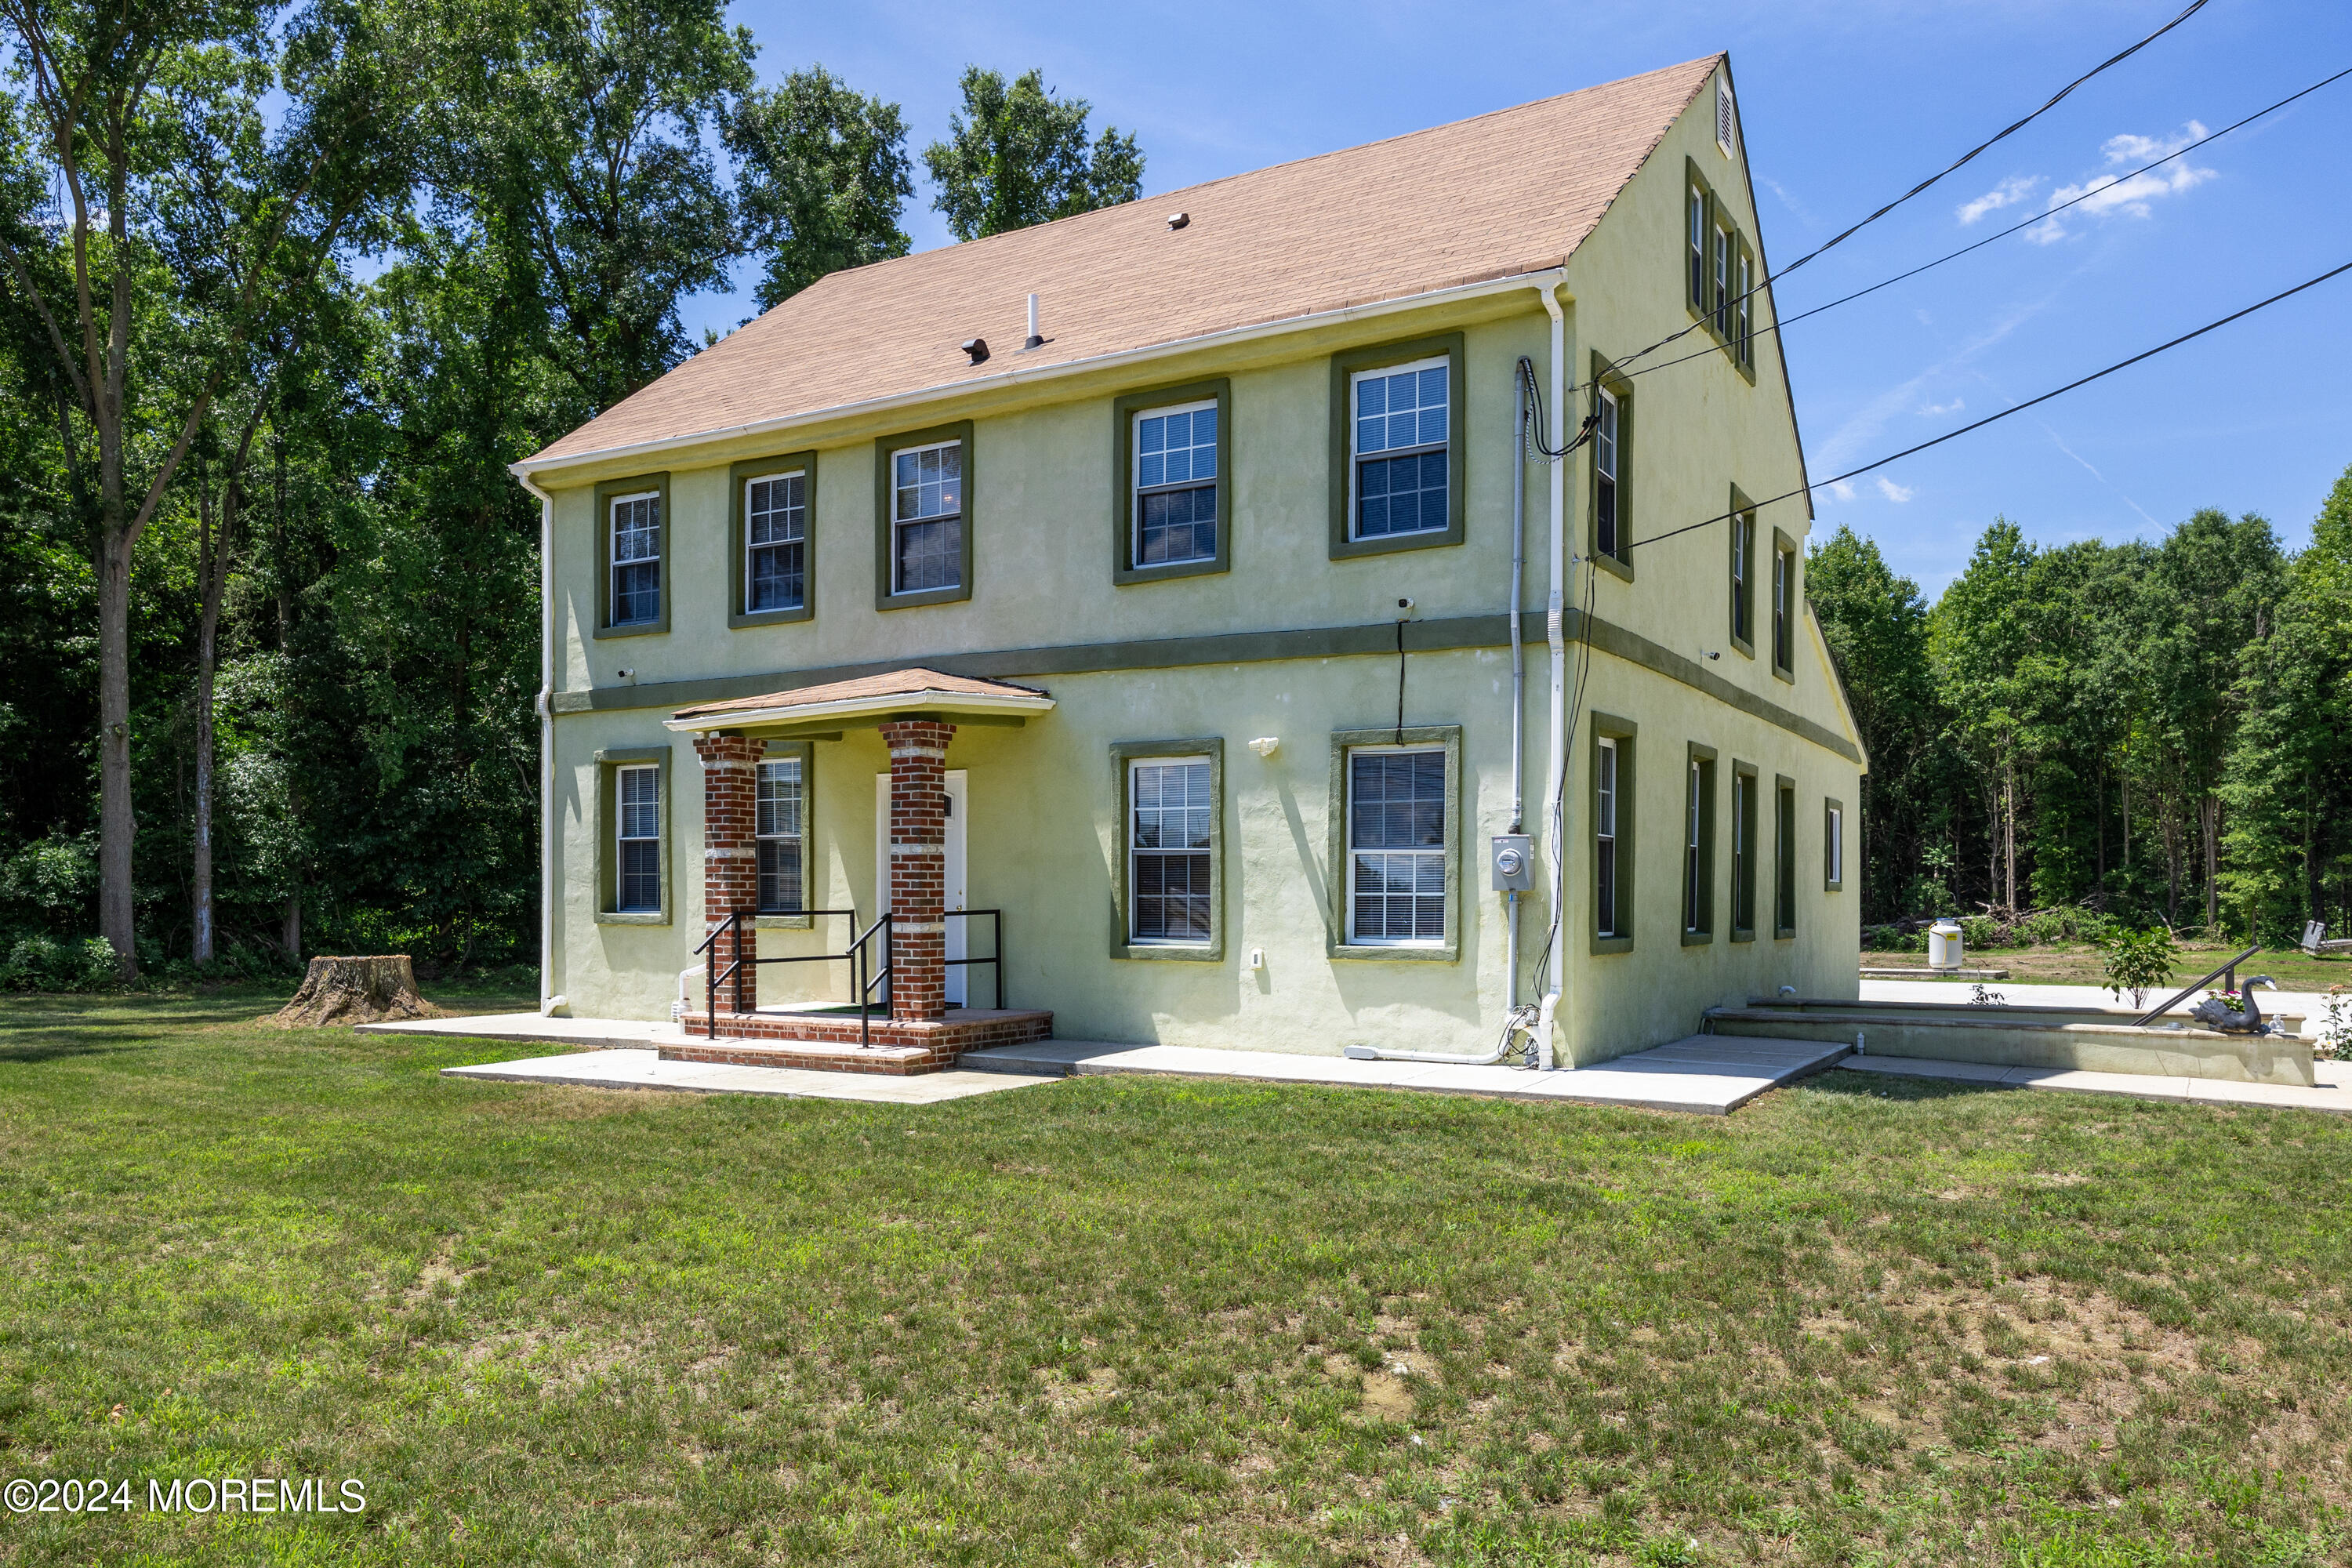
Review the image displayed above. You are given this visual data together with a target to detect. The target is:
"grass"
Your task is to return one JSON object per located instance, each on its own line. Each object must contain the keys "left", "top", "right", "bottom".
{"left": 1865, "top": 943, "right": 2352, "bottom": 995}
{"left": 2, "top": 990, "right": 2349, "bottom": 1566}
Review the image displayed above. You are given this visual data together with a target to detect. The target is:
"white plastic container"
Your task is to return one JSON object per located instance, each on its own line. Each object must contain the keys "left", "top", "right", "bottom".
{"left": 1928, "top": 917, "right": 1964, "bottom": 972}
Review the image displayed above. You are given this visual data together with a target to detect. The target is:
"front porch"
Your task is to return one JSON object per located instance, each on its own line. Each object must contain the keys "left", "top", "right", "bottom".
{"left": 665, "top": 668, "right": 1060, "bottom": 1073}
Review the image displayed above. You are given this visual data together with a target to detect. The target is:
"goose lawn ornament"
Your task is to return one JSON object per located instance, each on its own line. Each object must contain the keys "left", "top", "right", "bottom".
{"left": 2187, "top": 976, "right": 2278, "bottom": 1034}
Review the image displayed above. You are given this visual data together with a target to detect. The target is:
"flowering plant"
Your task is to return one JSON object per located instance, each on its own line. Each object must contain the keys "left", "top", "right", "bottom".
{"left": 2318, "top": 985, "right": 2348, "bottom": 1062}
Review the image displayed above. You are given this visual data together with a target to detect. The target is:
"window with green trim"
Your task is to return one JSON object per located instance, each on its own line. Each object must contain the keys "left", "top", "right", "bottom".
{"left": 1347, "top": 745, "right": 1447, "bottom": 944}
{"left": 1683, "top": 747, "right": 1716, "bottom": 939}
{"left": 1731, "top": 765, "right": 1758, "bottom": 938}
{"left": 756, "top": 756, "right": 805, "bottom": 913}
{"left": 1774, "top": 777, "right": 1797, "bottom": 938}
{"left": 616, "top": 765, "right": 662, "bottom": 913}
{"left": 610, "top": 492, "right": 661, "bottom": 627}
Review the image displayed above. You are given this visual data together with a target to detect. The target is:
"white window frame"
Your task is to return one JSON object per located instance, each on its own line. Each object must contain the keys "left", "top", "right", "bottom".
{"left": 755, "top": 757, "right": 805, "bottom": 914}
{"left": 890, "top": 438, "right": 963, "bottom": 596}
{"left": 1343, "top": 742, "right": 1448, "bottom": 947}
{"left": 1733, "top": 773, "right": 1753, "bottom": 932}
{"left": 1773, "top": 546, "right": 1792, "bottom": 670}
{"left": 1713, "top": 224, "right": 1730, "bottom": 338}
{"left": 1828, "top": 803, "right": 1845, "bottom": 887}
{"left": 1595, "top": 738, "right": 1621, "bottom": 938}
{"left": 743, "top": 470, "right": 808, "bottom": 615}
{"left": 1131, "top": 399, "right": 1218, "bottom": 568}
{"left": 1127, "top": 753, "right": 1215, "bottom": 945}
{"left": 1688, "top": 183, "right": 1705, "bottom": 309}
{"left": 1731, "top": 513, "right": 1751, "bottom": 643}
{"left": 1734, "top": 250, "right": 1753, "bottom": 365}
{"left": 1685, "top": 759, "right": 1703, "bottom": 934}
{"left": 1348, "top": 354, "right": 1450, "bottom": 543}
{"left": 609, "top": 490, "right": 661, "bottom": 626}
{"left": 1595, "top": 387, "right": 1621, "bottom": 557}
{"left": 615, "top": 764, "right": 662, "bottom": 913}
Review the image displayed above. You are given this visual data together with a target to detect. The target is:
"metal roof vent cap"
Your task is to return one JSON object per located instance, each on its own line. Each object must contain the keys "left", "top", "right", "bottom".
{"left": 960, "top": 337, "right": 989, "bottom": 365}
{"left": 1166, "top": 211, "right": 1189, "bottom": 230}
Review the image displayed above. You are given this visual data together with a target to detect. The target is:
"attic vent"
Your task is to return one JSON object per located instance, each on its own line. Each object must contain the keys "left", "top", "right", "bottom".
{"left": 1715, "top": 78, "right": 1735, "bottom": 157}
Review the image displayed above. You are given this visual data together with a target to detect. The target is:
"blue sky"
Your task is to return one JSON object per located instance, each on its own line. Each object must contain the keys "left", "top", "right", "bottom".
{"left": 692, "top": 0, "right": 2352, "bottom": 596}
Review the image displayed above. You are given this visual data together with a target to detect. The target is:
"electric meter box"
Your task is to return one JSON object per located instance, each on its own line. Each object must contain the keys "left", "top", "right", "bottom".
{"left": 1489, "top": 834, "right": 1535, "bottom": 891}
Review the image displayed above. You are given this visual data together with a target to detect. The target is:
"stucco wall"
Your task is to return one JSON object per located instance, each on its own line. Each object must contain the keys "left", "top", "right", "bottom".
{"left": 539, "top": 64, "right": 1864, "bottom": 1058}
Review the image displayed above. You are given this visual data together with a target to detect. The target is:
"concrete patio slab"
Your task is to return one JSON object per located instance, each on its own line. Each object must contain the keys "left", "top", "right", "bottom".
{"left": 1842, "top": 1053, "right": 2352, "bottom": 1114}
{"left": 361, "top": 1011, "right": 689, "bottom": 1051}
{"left": 438, "top": 1048, "right": 1047, "bottom": 1104}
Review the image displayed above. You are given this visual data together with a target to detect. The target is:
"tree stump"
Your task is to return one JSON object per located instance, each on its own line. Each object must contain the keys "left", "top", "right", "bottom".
{"left": 269, "top": 955, "right": 441, "bottom": 1027}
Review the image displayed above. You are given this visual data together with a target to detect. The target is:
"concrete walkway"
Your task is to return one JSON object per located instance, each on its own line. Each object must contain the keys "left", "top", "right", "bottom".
{"left": 439, "top": 1048, "right": 1045, "bottom": 1105}
{"left": 963, "top": 1033, "right": 1853, "bottom": 1115}
{"left": 361, "top": 1011, "right": 692, "bottom": 1050}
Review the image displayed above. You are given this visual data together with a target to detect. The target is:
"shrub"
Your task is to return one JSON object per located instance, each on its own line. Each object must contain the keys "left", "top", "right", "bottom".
{"left": 2013, "top": 906, "right": 2113, "bottom": 948}
{"left": 2101, "top": 927, "right": 2178, "bottom": 1009}
{"left": 1, "top": 934, "right": 120, "bottom": 992}
{"left": 2318, "top": 986, "right": 2348, "bottom": 1062}
{"left": 1959, "top": 915, "right": 1999, "bottom": 950}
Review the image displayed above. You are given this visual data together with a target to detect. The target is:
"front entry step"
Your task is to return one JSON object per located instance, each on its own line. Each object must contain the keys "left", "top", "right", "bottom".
{"left": 666, "top": 1007, "right": 1052, "bottom": 1075}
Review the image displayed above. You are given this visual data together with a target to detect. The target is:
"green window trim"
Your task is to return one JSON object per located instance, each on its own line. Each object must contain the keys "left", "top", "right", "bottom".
{"left": 1326, "top": 724, "right": 1463, "bottom": 961}
{"left": 1588, "top": 353, "right": 1633, "bottom": 580}
{"left": 1824, "top": 795, "right": 1846, "bottom": 893}
{"left": 1773, "top": 773, "right": 1798, "bottom": 939}
{"left": 753, "top": 739, "right": 817, "bottom": 929}
{"left": 1727, "top": 485, "right": 1756, "bottom": 659}
{"left": 1108, "top": 738, "right": 1225, "bottom": 961}
{"left": 1327, "top": 332, "right": 1467, "bottom": 561}
{"left": 593, "top": 745, "right": 672, "bottom": 925}
{"left": 1682, "top": 156, "right": 1757, "bottom": 381}
{"left": 1730, "top": 234, "right": 1759, "bottom": 383}
{"left": 1112, "top": 378, "right": 1232, "bottom": 585}
{"left": 729, "top": 452, "right": 818, "bottom": 629}
{"left": 1770, "top": 525, "right": 1799, "bottom": 683}
{"left": 1682, "top": 742, "right": 1717, "bottom": 946}
{"left": 1685, "top": 160, "right": 1715, "bottom": 323}
{"left": 873, "top": 419, "right": 975, "bottom": 609}
{"left": 1590, "top": 713, "right": 1636, "bottom": 956}
{"left": 1730, "top": 759, "right": 1758, "bottom": 942}
{"left": 593, "top": 472, "right": 671, "bottom": 640}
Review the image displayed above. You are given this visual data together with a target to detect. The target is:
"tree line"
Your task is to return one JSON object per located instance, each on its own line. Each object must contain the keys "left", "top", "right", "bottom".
{"left": 1809, "top": 467, "right": 2352, "bottom": 946}
{"left": 0, "top": 0, "right": 1142, "bottom": 983}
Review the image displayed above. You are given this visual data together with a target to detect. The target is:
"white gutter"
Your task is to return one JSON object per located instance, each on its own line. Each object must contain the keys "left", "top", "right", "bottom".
{"left": 1536, "top": 281, "right": 1568, "bottom": 1072}
{"left": 664, "top": 688, "right": 1055, "bottom": 732}
{"left": 510, "top": 265, "right": 1577, "bottom": 484}
{"left": 519, "top": 470, "right": 558, "bottom": 1015}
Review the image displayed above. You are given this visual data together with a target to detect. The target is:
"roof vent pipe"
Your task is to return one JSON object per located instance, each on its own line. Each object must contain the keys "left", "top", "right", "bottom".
{"left": 1023, "top": 293, "right": 1044, "bottom": 350}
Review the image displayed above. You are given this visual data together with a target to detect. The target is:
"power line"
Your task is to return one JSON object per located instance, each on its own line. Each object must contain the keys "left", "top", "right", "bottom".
{"left": 1621, "top": 256, "right": 2352, "bottom": 556}
{"left": 1606, "top": 0, "right": 2214, "bottom": 382}
{"left": 1602, "top": 65, "right": 2352, "bottom": 391}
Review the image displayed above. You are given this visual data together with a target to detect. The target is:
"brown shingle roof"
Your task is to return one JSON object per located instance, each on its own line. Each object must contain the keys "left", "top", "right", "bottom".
{"left": 528, "top": 56, "right": 1720, "bottom": 466}
{"left": 670, "top": 667, "right": 1050, "bottom": 723}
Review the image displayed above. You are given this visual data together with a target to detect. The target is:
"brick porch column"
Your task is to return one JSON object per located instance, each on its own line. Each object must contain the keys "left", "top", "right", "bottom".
{"left": 695, "top": 731, "right": 760, "bottom": 1014}
{"left": 880, "top": 718, "right": 956, "bottom": 1022}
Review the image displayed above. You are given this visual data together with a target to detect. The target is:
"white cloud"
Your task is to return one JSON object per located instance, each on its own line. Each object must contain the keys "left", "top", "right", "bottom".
{"left": 1824, "top": 479, "right": 1857, "bottom": 503}
{"left": 1875, "top": 477, "right": 1914, "bottom": 503}
{"left": 2027, "top": 122, "right": 2214, "bottom": 243}
{"left": 1958, "top": 175, "right": 2040, "bottom": 225}
{"left": 1918, "top": 398, "right": 1964, "bottom": 417}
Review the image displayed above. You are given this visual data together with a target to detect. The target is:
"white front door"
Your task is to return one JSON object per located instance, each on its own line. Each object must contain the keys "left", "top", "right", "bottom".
{"left": 876, "top": 769, "right": 968, "bottom": 1005}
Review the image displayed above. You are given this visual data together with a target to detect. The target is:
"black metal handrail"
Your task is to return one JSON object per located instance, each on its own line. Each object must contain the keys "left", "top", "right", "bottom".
{"left": 693, "top": 905, "right": 1004, "bottom": 1044}
{"left": 944, "top": 908, "right": 1005, "bottom": 1011}
{"left": 2133, "top": 942, "right": 2263, "bottom": 1027}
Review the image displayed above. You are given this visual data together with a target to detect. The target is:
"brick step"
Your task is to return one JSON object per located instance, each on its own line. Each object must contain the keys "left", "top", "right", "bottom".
{"left": 667, "top": 1007, "right": 1053, "bottom": 1076}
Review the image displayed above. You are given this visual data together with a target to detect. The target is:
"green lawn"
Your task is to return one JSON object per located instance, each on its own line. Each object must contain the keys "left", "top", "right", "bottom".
{"left": 2, "top": 991, "right": 2347, "bottom": 1566}
{"left": 1867, "top": 943, "right": 2352, "bottom": 995}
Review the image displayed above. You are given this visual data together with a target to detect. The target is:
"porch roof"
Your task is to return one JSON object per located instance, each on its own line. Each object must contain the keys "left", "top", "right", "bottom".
{"left": 662, "top": 666, "right": 1054, "bottom": 735}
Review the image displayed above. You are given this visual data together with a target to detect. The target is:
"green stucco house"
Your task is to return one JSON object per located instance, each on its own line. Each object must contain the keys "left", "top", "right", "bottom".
{"left": 512, "top": 53, "right": 1867, "bottom": 1073}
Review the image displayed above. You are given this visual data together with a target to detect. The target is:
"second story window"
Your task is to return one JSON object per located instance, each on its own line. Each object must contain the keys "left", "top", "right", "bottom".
{"left": 891, "top": 440, "right": 963, "bottom": 594}
{"left": 610, "top": 491, "right": 661, "bottom": 626}
{"left": 1687, "top": 183, "right": 1706, "bottom": 312}
{"left": 1134, "top": 402, "right": 1218, "bottom": 566}
{"left": 1773, "top": 542, "right": 1795, "bottom": 674}
{"left": 1351, "top": 358, "right": 1449, "bottom": 540}
{"left": 1713, "top": 224, "right": 1730, "bottom": 339}
{"left": 746, "top": 470, "right": 807, "bottom": 614}
{"left": 1733, "top": 250, "right": 1754, "bottom": 367}
{"left": 1595, "top": 387, "right": 1621, "bottom": 557}
{"left": 1731, "top": 510, "right": 1753, "bottom": 647}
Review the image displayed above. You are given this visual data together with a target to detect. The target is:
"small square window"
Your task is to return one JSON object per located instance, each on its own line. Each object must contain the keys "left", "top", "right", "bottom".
{"left": 1351, "top": 358, "right": 1450, "bottom": 541}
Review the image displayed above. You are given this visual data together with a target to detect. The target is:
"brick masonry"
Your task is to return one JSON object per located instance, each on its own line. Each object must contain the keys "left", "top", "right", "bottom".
{"left": 880, "top": 718, "right": 956, "bottom": 1024}
{"left": 666, "top": 1007, "right": 1054, "bottom": 1074}
{"left": 695, "top": 731, "right": 762, "bottom": 1014}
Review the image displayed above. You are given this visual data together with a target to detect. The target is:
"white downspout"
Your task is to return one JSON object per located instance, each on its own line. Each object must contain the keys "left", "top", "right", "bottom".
{"left": 1536, "top": 280, "right": 1568, "bottom": 1071}
{"left": 520, "top": 472, "right": 561, "bottom": 1017}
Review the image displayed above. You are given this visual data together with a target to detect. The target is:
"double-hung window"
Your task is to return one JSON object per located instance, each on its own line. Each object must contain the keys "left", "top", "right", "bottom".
{"left": 616, "top": 765, "right": 661, "bottom": 913}
{"left": 1129, "top": 756, "right": 1214, "bottom": 942}
{"left": 891, "top": 440, "right": 963, "bottom": 594}
{"left": 745, "top": 470, "right": 807, "bottom": 614}
{"left": 1825, "top": 799, "right": 1845, "bottom": 891}
{"left": 1688, "top": 183, "right": 1707, "bottom": 312}
{"left": 1775, "top": 779, "right": 1798, "bottom": 938}
{"left": 1713, "top": 225, "right": 1732, "bottom": 339}
{"left": 1595, "top": 387, "right": 1622, "bottom": 558}
{"left": 1351, "top": 358, "right": 1450, "bottom": 540}
{"left": 1684, "top": 754, "right": 1716, "bottom": 937}
{"left": 1731, "top": 768, "right": 1758, "bottom": 936}
{"left": 1733, "top": 250, "right": 1754, "bottom": 368}
{"left": 610, "top": 492, "right": 661, "bottom": 626}
{"left": 1346, "top": 746, "right": 1446, "bottom": 944}
{"left": 1595, "top": 739, "right": 1621, "bottom": 938}
{"left": 1773, "top": 542, "right": 1795, "bottom": 674}
{"left": 755, "top": 757, "right": 804, "bottom": 914}
{"left": 1730, "top": 510, "right": 1753, "bottom": 648}
{"left": 1133, "top": 402, "right": 1218, "bottom": 566}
